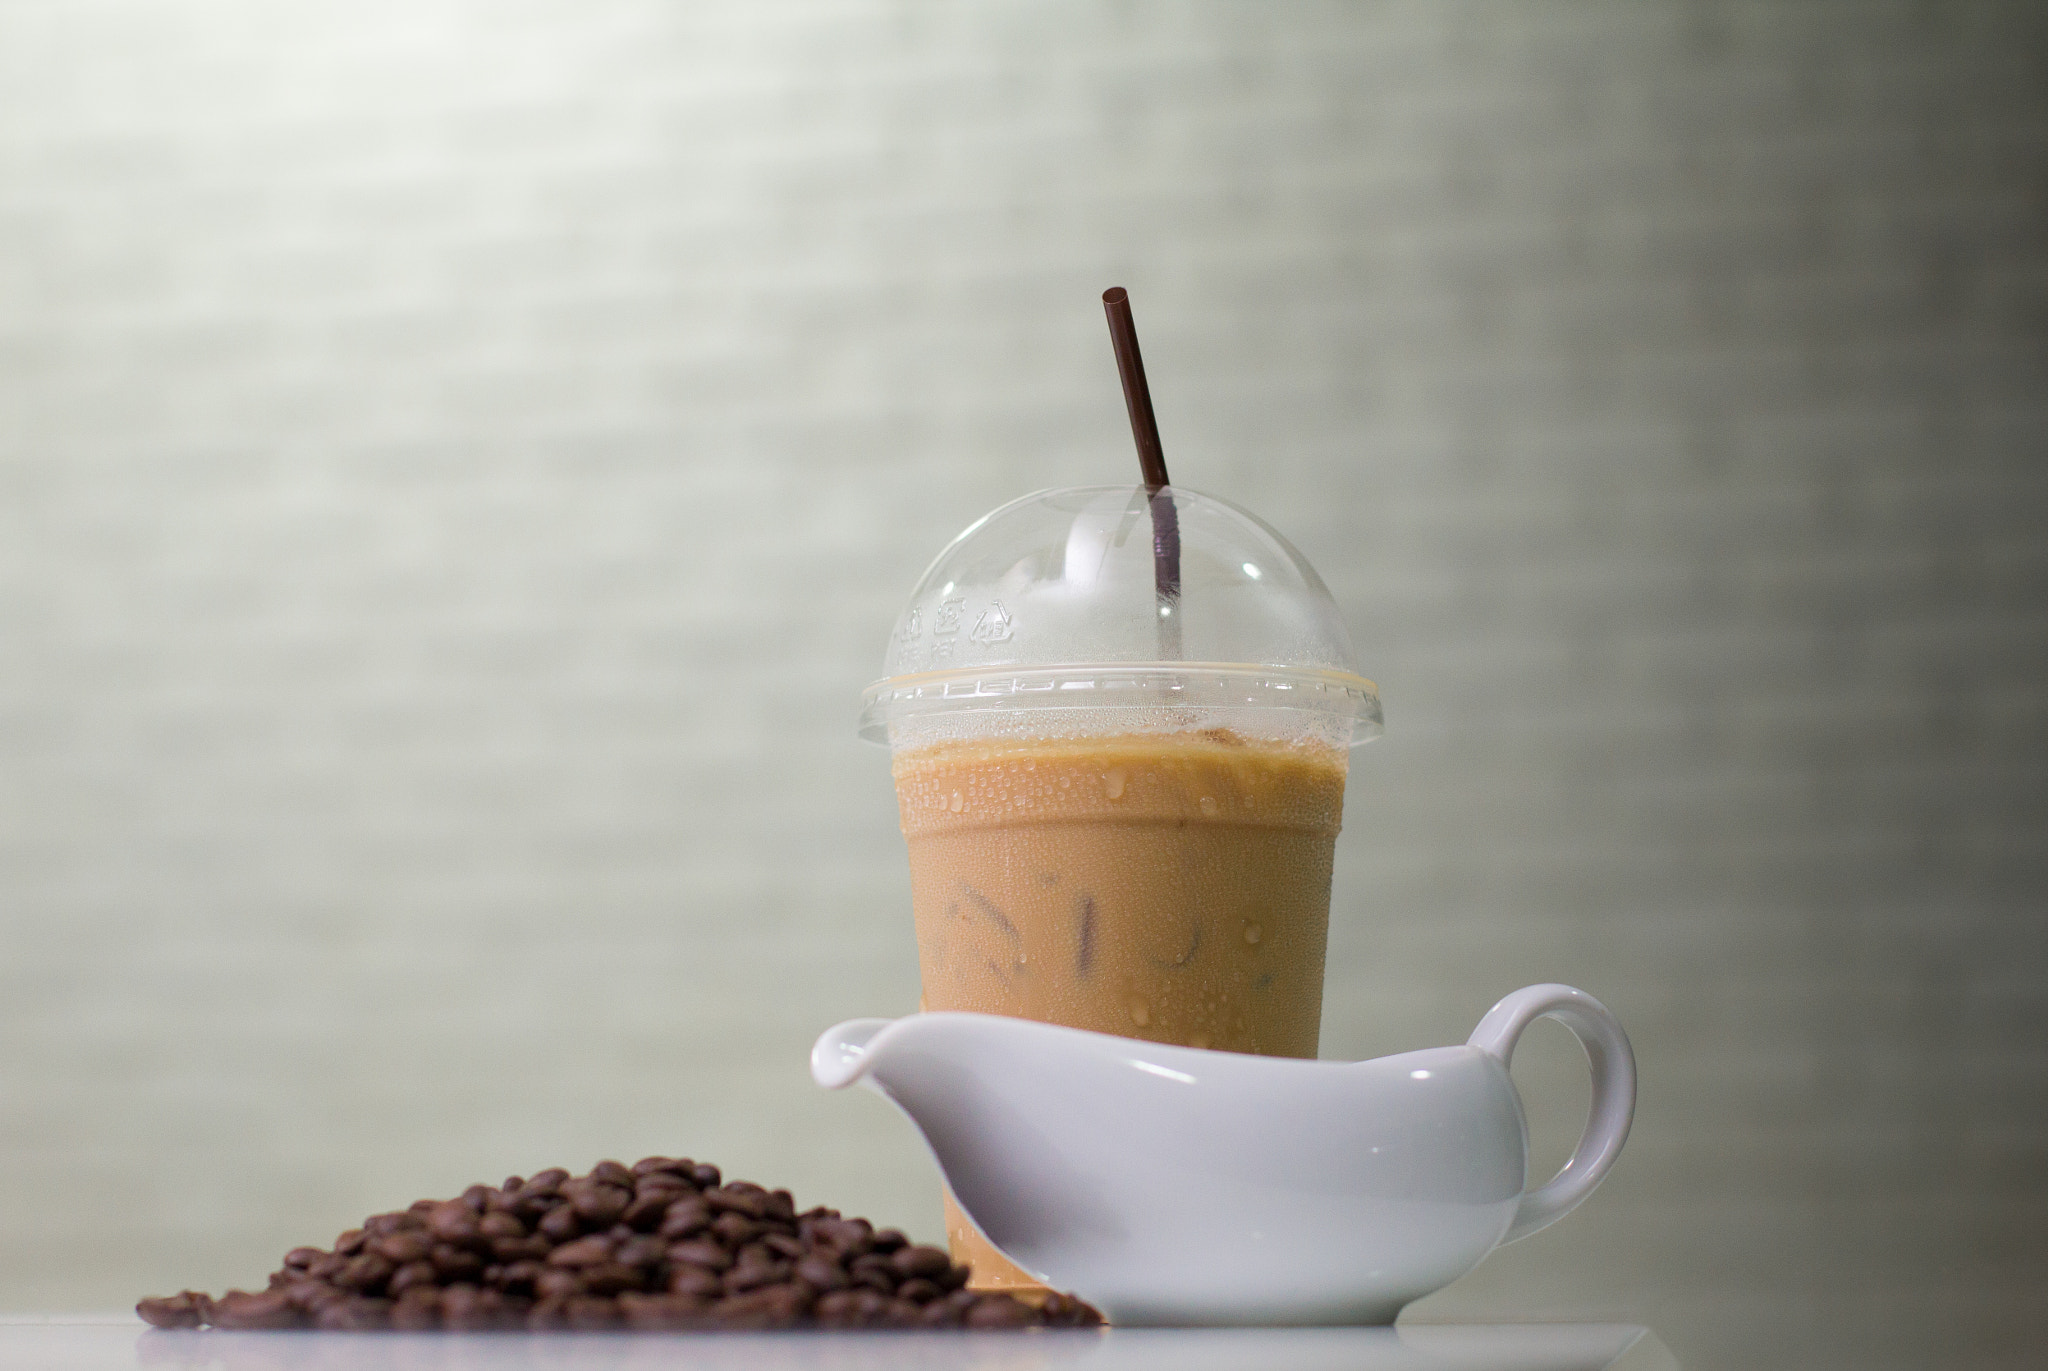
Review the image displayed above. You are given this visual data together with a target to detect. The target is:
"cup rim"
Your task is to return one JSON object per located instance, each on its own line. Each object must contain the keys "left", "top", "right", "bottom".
{"left": 857, "top": 661, "right": 1383, "bottom": 747}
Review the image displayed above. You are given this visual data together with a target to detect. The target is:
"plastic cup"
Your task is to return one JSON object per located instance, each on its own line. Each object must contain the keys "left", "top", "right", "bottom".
{"left": 859, "top": 485, "right": 1380, "bottom": 1288}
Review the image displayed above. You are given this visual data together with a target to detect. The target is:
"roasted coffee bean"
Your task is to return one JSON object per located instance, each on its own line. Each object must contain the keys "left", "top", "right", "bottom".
{"left": 511, "top": 1196, "right": 557, "bottom": 1225}
{"left": 616, "top": 1292, "right": 680, "bottom": 1330}
{"left": 849, "top": 1253, "right": 898, "bottom": 1293}
{"left": 563, "top": 1180, "right": 630, "bottom": 1227}
{"left": 589, "top": 1160, "right": 634, "bottom": 1188}
{"left": 491, "top": 1234, "right": 550, "bottom": 1263}
{"left": 536, "top": 1237, "right": 598, "bottom": 1270}
{"left": 891, "top": 1244, "right": 952, "bottom": 1280}
{"left": 794, "top": 1255, "right": 848, "bottom": 1292}
{"left": 816, "top": 1287, "right": 890, "bottom": 1328}
{"left": 715, "top": 1283, "right": 812, "bottom": 1329}
{"left": 497, "top": 1260, "right": 544, "bottom": 1297}
{"left": 710, "top": 1212, "right": 759, "bottom": 1246}
{"left": 658, "top": 1197, "right": 711, "bottom": 1239}
{"left": 614, "top": 1194, "right": 661, "bottom": 1231}
{"left": 634, "top": 1164, "right": 689, "bottom": 1187}
{"left": 615, "top": 1235, "right": 666, "bottom": 1269}
{"left": 635, "top": 1176, "right": 691, "bottom": 1205}
{"left": 762, "top": 1232, "right": 805, "bottom": 1260}
{"left": 208, "top": 1290, "right": 301, "bottom": 1331}
{"left": 390, "top": 1290, "right": 442, "bottom": 1331}
{"left": 312, "top": 1298, "right": 382, "bottom": 1331}
{"left": 536, "top": 1202, "right": 584, "bottom": 1244}
{"left": 725, "top": 1260, "right": 789, "bottom": 1295}
{"left": 667, "top": 1265, "right": 724, "bottom": 1299}
{"left": 285, "top": 1281, "right": 346, "bottom": 1312}
{"left": 579, "top": 1262, "right": 645, "bottom": 1297}
{"left": 808, "top": 1216, "right": 871, "bottom": 1255}
{"left": 728, "top": 1245, "right": 783, "bottom": 1276}
{"left": 476, "top": 1210, "right": 526, "bottom": 1241}
{"left": 545, "top": 1235, "right": 613, "bottom": 1269}
{"left": 370, "top": 1232, "right": 431, "bottom": 1265}
{"left": 137, "top": 1293, "right": 206, "bottom": 1329}
{"left": 426, "top": 1201, "right": 478, "bottom": 1245}
{"left": 632, "top": 1188, "right": 691, "bottom": 1221}
{"left": 811, "top": 1289, "right": 857, "bottom": 1325}
{"left": 534, "top": 1268, "right": 583, "bottom": 1301}
{"left": 919, "top": 1299, "right": 964, "bottom": 1328}
{"left": 439, "top": 1284, "right": 499, "bottom": 1331}
{"left": 335, "top": 1254, "right": 394, "bottom": 1295}
{"left": 429, "top": 1244, "right": 484, "bottom": 1283}
{"left": 139, "top": 1156, "right": 1100, "bottom": 1334}
{"left": 629, "top": 1293, "right": 711, "bottom": 1330}
{"left": 703, "top": 1184, "right": 769, "bottom": 1219}
{"left": 1040, "top": 1292, "right": 1101, "bottom": 1327}
{"left": 564, "top": 1296, "right": 620, "bottom": 1330}
{"left": 472, "top": 1289, "right": 520, "bottom": 1330}
{"left": 665, "top": 1237, "right": 732, "bottom": 1272}
{"left": 967, "top": 1294, "right": 1041, "bottom": 1329}
{"left": 387, "top": 1261, "right": 438, "bottom": 1297}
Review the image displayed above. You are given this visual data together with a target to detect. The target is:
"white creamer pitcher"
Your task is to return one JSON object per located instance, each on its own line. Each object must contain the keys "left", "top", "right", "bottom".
{"left": 812, "top": 984, "right": 1635, "bottom": 1326}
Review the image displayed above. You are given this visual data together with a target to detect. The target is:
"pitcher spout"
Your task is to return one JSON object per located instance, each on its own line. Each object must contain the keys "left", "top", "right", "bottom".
{"left": 811, "top": 1018, "right": 896, "bottom": 1090}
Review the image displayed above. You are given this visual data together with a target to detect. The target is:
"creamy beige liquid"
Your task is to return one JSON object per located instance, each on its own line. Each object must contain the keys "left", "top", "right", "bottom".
{"left": 893, "top": 728, "right": 1348, "bottom": 1289}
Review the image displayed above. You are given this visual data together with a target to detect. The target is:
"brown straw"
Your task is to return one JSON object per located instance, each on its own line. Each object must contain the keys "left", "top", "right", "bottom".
{"left": 1101, "top": 286, "right": 1182, "bottom": 656}
{"left": 1103, "top": 288, "right": 1170, "bottom": 491}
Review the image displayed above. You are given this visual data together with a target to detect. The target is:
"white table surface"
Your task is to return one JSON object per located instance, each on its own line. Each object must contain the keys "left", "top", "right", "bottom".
{"left": 0, "top": 1317, "right": 1676, "bottom": 1371}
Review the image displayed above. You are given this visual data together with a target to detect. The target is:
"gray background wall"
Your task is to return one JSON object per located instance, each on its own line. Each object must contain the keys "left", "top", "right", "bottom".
{"left": 2, "top": 2, "right": 2044, "bottom": 1368}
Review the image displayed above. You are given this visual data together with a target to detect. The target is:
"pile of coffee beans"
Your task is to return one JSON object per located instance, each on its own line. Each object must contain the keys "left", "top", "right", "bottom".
{"left": 138, "top": 1157, "right": 1100, "bottom": 1332}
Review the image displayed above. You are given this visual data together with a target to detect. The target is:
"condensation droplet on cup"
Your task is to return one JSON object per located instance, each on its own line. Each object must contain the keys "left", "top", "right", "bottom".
{"left": 949, "top": 791, "right": 964, "bottom": 813}
{"left": 1103, "top": 768, "right": 1127, "bottom": 800}
{"left": 1198, "top": 795, "right": 1219, "bottom": 817}
{"left": 1129, "top": 996, "right": 1151, "bottom": 1027}
{"left": 1242, "top": 922, "right": 1263, "bottom": 945}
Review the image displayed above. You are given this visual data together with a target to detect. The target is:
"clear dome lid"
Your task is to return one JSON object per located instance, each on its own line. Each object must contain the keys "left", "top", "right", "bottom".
{"left": 859, "top": 486, "right": 1381, "bottom": 748}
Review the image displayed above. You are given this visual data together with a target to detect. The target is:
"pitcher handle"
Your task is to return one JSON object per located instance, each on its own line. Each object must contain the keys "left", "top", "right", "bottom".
{"left": 1468, "top": 983, "right": 1636, "bottom": 1244}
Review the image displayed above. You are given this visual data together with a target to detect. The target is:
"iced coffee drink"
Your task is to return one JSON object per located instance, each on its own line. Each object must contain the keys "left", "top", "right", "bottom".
{"left": 897, "top": 728, "right": 1346, "bottom": 1056}
{"left": 860, "top": 485, "right": 1380, "bottom": 1291}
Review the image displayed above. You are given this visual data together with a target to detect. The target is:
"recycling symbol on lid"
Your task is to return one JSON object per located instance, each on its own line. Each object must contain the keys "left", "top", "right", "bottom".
{"left": 970, "top": 602, "right": 1014, "bottom": 645}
